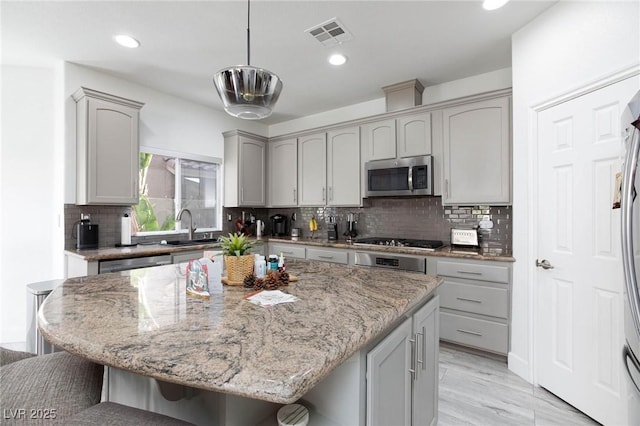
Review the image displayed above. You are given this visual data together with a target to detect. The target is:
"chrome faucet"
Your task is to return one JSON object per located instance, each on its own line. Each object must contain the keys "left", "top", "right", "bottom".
{"left": 176, "top": 208, "right": 196, "bottom": 240}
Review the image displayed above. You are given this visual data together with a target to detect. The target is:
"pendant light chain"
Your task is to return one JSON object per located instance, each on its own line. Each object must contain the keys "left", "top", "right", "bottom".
{"left": 246, "top": 0, "right": 251, "bottom": 66}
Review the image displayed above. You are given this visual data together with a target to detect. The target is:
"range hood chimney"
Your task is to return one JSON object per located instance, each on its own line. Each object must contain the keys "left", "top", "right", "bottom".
{"left": 382, "top": 79, "right": 424, "bottom": 112}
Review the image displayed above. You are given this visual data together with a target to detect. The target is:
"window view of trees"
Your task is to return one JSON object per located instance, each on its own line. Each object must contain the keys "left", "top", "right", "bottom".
{"left": 132, "top": 151, "right": 220, "bottom": 235}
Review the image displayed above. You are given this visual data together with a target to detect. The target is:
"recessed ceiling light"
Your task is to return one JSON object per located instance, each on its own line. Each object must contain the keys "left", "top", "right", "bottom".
{"left": 483, "top": 0, "right": 510, "bottom": 10}
{"left": 114, "top": 34, "right": 140, "bottom": 48}
{"left": 329, "top": 53, "right": 347, "bottom": 66}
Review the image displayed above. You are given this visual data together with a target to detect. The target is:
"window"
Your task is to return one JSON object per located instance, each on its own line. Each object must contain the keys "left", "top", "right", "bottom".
{"left": 133, "top": 148, "right": 222, "bottom": 236}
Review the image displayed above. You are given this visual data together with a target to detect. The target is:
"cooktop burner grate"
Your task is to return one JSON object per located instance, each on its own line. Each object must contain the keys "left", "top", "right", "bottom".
{"left": 354, "top": 237, "right": 444, "bottom": 249}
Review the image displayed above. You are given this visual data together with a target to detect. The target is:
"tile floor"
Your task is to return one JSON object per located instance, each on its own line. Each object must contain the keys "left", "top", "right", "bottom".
{"left": 2, "top": 340, "right": 601, "bottom": 425}
{"left": 439, "top": 344, "right": 600, "bottom": 425}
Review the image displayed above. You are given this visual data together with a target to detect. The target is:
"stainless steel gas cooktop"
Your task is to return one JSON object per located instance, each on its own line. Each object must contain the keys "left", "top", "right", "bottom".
{"left": 353, "top": 237, "right": 444, "bottom": 250}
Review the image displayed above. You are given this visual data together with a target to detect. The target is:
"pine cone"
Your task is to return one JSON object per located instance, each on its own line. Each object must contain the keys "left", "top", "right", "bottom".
{"left": 243, "top": 274, "right": 256, "bottom": 288}
{"left": 278, "top": 271, "right": 290, "bottom": 286}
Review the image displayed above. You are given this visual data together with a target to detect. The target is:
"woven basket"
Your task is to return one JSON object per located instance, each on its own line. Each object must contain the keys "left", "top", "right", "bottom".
{"left": 224, "top": 254, "right": 254, "bottom": 285}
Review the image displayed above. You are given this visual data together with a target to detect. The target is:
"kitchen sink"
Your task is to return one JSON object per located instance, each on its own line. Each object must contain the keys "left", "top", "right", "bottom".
{"left": 165, "top": 238, "right": 220, "bottom": 246}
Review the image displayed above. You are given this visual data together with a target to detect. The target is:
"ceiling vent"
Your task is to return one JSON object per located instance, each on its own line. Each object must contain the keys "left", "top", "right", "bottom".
{"left": 305, "top": 18, "right": 353, "bottom": 46}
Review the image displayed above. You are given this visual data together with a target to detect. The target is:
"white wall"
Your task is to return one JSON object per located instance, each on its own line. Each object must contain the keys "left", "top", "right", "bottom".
{"left": 0, "top": 65, "right": 63, "bottom": 343}
{"left": 511, "top": 0, "right": 640, "bottom": 382}
{"left": 63, "top": 62, "right": 268, "bottom": 204}
{"left": 269, "top": 67, "right": 512, "bottom": 138}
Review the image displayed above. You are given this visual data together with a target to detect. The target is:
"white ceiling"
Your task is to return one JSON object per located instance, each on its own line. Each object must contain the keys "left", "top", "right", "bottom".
{"left": 1, "top": 0, "right": 556, "bottom": 124}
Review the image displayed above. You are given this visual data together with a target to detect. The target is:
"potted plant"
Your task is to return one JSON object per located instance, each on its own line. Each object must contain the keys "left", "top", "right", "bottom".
{"left": 219, "top": 232, "right": 254, "bottom": 284}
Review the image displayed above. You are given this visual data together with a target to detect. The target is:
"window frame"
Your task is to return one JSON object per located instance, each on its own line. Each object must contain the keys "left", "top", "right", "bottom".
{"left": 135, "top": 146, "right": 223, "bottom": 236}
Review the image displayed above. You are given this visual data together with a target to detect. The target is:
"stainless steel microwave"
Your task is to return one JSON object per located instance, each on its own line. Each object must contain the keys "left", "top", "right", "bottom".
{"left": 365, "top": 155, "right": 433, "bottom": 197}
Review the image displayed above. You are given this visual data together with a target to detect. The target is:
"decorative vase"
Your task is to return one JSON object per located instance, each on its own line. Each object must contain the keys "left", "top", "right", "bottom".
{"left": 224, "top": 254, "right": 254, "bottom": 284}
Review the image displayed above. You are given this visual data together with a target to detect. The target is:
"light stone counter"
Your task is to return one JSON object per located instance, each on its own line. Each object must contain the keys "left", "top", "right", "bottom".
{"left": 39, "top": 259, "right": 441, "bottom": 404}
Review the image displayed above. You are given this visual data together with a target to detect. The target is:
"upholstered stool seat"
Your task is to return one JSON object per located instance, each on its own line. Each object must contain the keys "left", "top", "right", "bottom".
{"left": 64, "top": 401, "right": 195, "bottom": 425}
{"left": 0, "top": 348, "right": 103, "bottom": 424}
{"left": 0, "top": 347, "right": 195, "bottom": 425}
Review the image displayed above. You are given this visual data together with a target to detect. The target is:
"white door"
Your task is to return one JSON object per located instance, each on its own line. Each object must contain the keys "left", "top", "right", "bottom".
{"left": 297, "top": 133, "right": 326, "bottom": 206}
{"left": 536, "top": 76, "right": 639, "bottom": 425}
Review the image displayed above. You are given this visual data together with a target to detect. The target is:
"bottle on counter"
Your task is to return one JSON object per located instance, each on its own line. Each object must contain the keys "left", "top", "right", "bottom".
{"left": 254, "top": 254, "right": 266, "bottom": 278}
{"left": 268, "top": 255, "right": 278, "bottom": 271}
{"left": 278, "top": 252, "right": 286, "bottom": 272}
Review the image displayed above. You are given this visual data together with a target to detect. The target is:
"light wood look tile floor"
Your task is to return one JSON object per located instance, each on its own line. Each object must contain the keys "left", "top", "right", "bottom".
{"left": 439, "top": 344, "right": 600, "bottom": 425}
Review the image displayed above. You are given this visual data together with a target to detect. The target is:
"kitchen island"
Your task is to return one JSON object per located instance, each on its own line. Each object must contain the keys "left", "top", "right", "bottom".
{"left": 39, "top": 259, "right": 442, "bottom": 425}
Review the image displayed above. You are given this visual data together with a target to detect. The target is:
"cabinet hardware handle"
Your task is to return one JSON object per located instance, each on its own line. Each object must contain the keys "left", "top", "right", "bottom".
{"left": 241, "top": 187, "right": 244, "bottom": 201}
{"left": 456, "top": 297, "right": 482, "bottom": 303}
{"left": 318, "top": 255, "right": 333, "bottom": 259}
{"left": 445, "top": 179, "right": 449, "bottom": 198}
{"left": 293, "top": 188, "right": 297, "bottom": 203}
{"left": 282, "top": 251, "right": 293, "bottom": 255}
{"left": 416, "top": 328, "right": 424, "bottom": 371}
{"left": 456, "top": 328, "right": 483, "bottom": 337}
{"left": 457, "top": 270, "right": 482, "bottom": 276}
{"left": 409, "top": 337, "right": 417, "bottom": 381}
{"left": 329, "top": 186, "right": 333, "bottom": 201}
{"left": 408, "top": 166, "right": 414, "bottom": 191}
{"left": 322, "top": 187, "right": 326, "bottom": 202}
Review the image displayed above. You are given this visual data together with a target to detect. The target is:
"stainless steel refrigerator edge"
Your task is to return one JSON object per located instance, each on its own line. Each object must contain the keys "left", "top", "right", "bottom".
{"left": 620, "top": 90, "right": 640, "bottom": 409}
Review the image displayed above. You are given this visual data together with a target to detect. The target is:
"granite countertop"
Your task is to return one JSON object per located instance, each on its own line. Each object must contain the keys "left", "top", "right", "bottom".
{"left": 39, "top": 259, "right": 442, "bottom": 404}
{"left": 269, "top": 236, "right": 515, "bottom": 262}
{"left": 64, "top": 236, "right": 514, "bottom": 263}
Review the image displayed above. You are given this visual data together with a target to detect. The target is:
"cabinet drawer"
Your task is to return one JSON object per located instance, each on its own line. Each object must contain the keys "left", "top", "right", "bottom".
{"left": 269, "top": 244, "right": 305, "bottom": 259}
{"left": 436, "top": 260, "right": 509, "bottom": 283}
{"left": 306, "top": 248, "right": 348, "bottom": 264}
{"left": 438, "top": 280, "right": 508, "bottom": 319}
{"left": 440, "top": 312, "right": 508, "bottom": 355}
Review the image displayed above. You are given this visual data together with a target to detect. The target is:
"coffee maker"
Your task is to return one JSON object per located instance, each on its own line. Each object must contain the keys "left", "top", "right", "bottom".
{"left": 270, "top": 214, "right": 288, "bottom": 236}
{"left": 327, "top": 216, "right": 338, "bottom": 240}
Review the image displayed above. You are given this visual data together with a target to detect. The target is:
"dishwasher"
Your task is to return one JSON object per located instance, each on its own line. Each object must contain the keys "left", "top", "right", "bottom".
{"left": 99, "top": 254, "right": 173, "bottom": 273}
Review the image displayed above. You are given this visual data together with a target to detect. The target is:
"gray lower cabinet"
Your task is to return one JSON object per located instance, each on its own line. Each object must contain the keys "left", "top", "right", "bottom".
{"left": 367, "top": 295, "right": 439, "bottom": 426}
{"left": 431, "top": 257, "right": 511, "bottom": 355}
{"left": 268, "top": 243, "right": 306, "bottom": 259}
{"left": 267, "top": 243, "right": 349, "bottom": 265}
{"left": 306, "top": 247, "right": 348, "bottom": 264}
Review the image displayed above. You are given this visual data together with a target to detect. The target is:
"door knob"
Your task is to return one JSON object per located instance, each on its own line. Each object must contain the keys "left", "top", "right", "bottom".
{"left": 536, "top": 259, "right": 554, "bottom": 270}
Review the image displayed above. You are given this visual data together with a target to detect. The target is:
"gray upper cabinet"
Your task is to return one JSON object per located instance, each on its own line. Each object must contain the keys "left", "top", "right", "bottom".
{"left": 361, "top": 118, "right": 396, "bottom": 161}
{"left": 73, "top": 87, "right": 144, "bottom": 205}
{"left": 327, "top": 126, "right": 360, "bottom": 206}
{"left": 397, "top": 111, "right": 431, "bottom": 158}
{"left": 224, "top": 130, "right": 267, "bottom": 207}
{"left": 441, "top": 96, "right": 511, "bottom": 205}
{"left": 297, "top": 133, "right": 327, "bottom": 206}
{"left": 268, "top": 138, "right": 298, "bottom": 207}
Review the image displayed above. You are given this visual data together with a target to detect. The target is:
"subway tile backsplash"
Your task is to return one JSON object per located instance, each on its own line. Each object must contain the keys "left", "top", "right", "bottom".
{"left": 225, "top": 197, "right": 512, "bottom": 256}
{"left": 65, "top": 197, "right": 511, "bottom": 256}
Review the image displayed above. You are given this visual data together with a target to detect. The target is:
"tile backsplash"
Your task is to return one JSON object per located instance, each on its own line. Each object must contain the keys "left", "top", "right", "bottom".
{"left": 65, "top": 197, "right": 511, "bottom": 256}
{"left": 224, "top": 197, "right": 511, "bottom": 256}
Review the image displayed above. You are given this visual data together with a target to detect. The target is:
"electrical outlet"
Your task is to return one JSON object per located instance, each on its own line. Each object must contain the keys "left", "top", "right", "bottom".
{"left": 227, "top": 214, "right": 232, "bottom": 222}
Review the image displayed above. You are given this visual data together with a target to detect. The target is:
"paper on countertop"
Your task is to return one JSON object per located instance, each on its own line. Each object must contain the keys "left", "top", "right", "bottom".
{"left": 245, "top": 290, "right": 299, "bottom": 307}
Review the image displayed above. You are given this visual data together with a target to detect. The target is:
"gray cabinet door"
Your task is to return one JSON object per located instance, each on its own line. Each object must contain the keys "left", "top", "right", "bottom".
{"left": 361, "top": 118, "right": 396, "bottom": 161}
{"left": 442, "top": 96, "right": 511, "bottom": 205}
{"left": 268, "top": 138, "right": 298, "bottom": 206}
{"left": 298, "top": 133, "right": 327, "bottom": 206}
{"left": 412, "top": 295, "right": 439, "bottom": 426}
{"left": 239, "top": 135, "right": 266, "bottom": 206}
{"left": 74, "top": 88, "right": 143, "bottom": 205}
{"left": 327, "top": 126, "right": 360, "bottom": 206}
{"left": 367, "top": 317, "right": 412, "bottom": 426}
{"left": 397, "top": 112, "right": 431, "bottom": 158}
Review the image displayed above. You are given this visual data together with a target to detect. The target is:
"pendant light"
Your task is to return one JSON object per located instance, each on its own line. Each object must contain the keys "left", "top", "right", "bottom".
{"left": 213, "top": 0, "right": 283, "bottom": 120}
